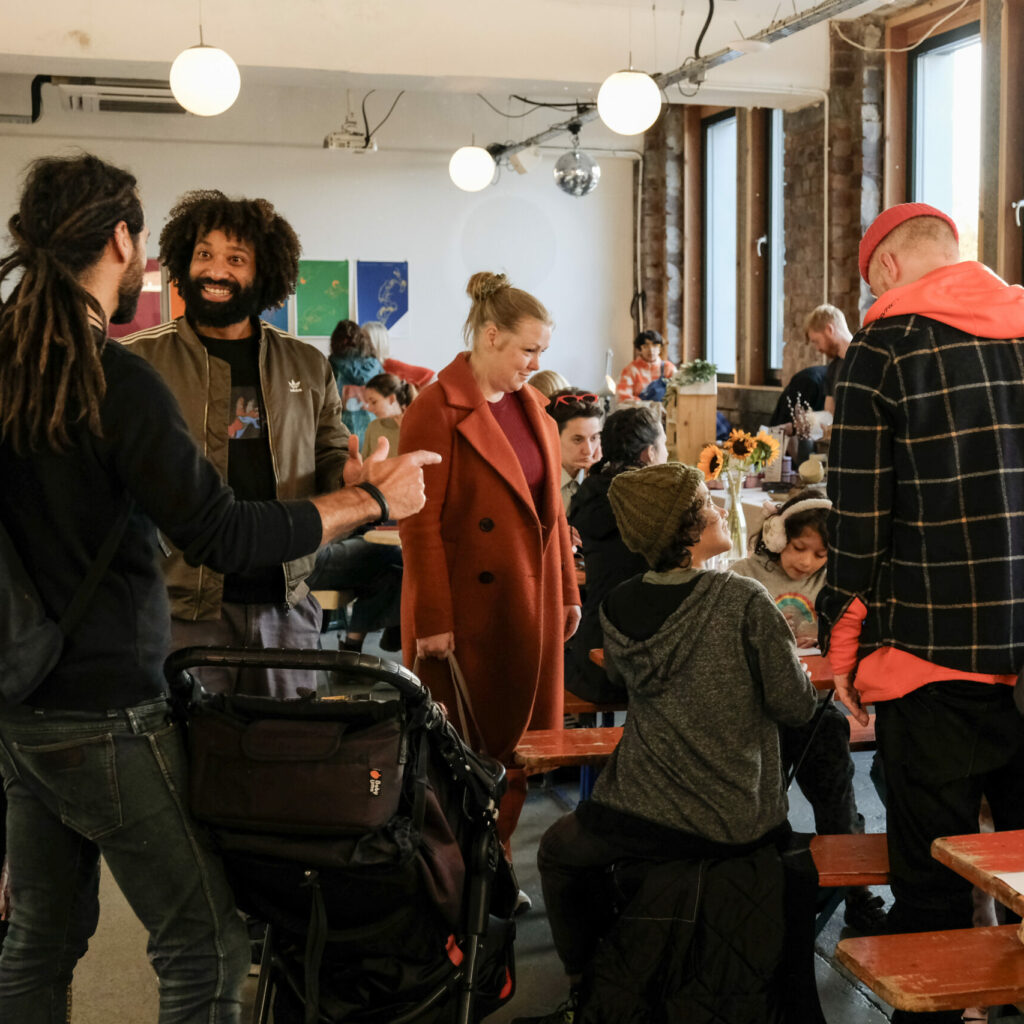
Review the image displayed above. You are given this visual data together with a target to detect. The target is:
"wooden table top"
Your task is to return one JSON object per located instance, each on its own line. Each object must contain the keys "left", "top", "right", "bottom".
{"left": 513, "top": 725, "right": 623, "bottom": 775}
{"left": 364, "top": 526, "right": 402, "bottom": 546}
{"left": 932, "top": 829, "right": 1024, "bottom": 921}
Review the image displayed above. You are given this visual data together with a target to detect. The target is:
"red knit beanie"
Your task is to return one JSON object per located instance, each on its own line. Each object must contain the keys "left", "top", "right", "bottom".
{"left": 858, "top": 203, "right": 959, "bottom": 283}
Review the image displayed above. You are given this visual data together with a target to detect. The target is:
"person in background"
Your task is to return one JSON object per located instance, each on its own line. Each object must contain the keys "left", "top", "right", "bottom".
{"left": 127, "top": 190, "right": 356, "bottom": 697}
{"left": 768, "top": 364, "right": 828, "bottom": 427}
{"left": 399, "top": 271, "right": 580, "bottom": 855}
{"left": 545, "top": 388, "right": 605, "bottom": 512}
{"left": 515, "top": 463, "right": 815, "bottom": 1024}
{"left": 528, "top": 368, "right": 570, "bottom": 399}
{"left": 565, "top": 406, "right": 668, "bottom": 703}
{"left": 329, "top": 319, "right": 384, "bottom": 444}
{"left": 615, "top": 329, "right": 676, "bottom": 406}
{"left": 0, "top": 153, "right": 438, "bottom": 1024}
{"left": 361, "top": 372, "right": 417, "bottom": 460}
{"left": 822, "top": 202, "right": 1024, "bottom": 1024}
{"left": 731, "top": 490, "right": 886, "bottom": 933}
{"left": 362, "top": 319, "right": 434, "bottom": 390}
{"left": 803, "top": 305, "right": 852, "bottom": 416}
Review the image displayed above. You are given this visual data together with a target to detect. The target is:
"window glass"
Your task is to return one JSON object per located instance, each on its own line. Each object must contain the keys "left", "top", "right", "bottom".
{"left": 703, "top": 112, "right": 737, "bottom": 377}
{"left": 910, "top": 24, "right": 981, "bottom": 259}
{"left": 768, "top": 108, "right": 786, "bottom": 375}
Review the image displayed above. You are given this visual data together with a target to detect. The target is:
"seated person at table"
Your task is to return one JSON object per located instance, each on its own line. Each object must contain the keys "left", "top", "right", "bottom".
{"left": 361, "top": 372, "right": 417, "bottom": 460}
{"left": 615, "top": 329, "right": 676, "bottom": 406}
{"left": 514, "top": 463, "right": 816, "bottom": 1024}
{"left": 564, "top": 406, "right": 667, "bottom": 703}
{"left": 731, "top": 491, "right": 887, "bottom": 932}
{"left": 545, "top": 388, "right": 604, "bottom": 512}
{"left": 768, "top": 364, "right": 828, "bottom": 427}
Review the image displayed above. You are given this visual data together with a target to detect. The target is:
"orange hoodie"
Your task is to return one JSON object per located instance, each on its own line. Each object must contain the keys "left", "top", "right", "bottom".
{"left": 830, "top": 261, "right": 1023, "bottom": 701}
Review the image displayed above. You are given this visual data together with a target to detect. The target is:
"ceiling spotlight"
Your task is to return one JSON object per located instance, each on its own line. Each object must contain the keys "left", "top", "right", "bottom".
{"left": 448, "top": 146, "right": 497, "bottom": 192}
{"left": 597, "top": 69, "right": 662, "bottom": 136}
{"left": 554, "top": 127, "right": 600, "bottom": 197}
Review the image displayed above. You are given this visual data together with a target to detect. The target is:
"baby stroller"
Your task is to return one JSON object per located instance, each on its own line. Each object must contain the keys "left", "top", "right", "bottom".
{"left": 165, "top": 647, "right": 517, "bottom": 1024}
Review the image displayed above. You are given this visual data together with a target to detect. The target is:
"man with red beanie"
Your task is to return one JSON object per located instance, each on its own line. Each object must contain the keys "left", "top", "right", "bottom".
{"left": 820, "top": 202, "right": 1024, "bottom": 1024}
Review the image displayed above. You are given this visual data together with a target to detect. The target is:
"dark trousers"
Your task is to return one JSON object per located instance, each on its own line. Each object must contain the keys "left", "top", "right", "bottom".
{"left": 781, "top": 702, "right": 861, "bottom": 836}
{"left": 876, "top": 680, "right": 1024, "bottom": 1024}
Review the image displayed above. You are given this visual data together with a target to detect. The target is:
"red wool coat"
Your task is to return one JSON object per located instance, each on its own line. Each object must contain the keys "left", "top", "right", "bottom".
{"left": 399, "top": 353, "right": 580, "bottom": 764}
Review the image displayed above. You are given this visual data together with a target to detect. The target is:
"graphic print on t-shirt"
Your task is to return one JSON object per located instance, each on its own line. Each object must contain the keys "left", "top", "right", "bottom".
{"left": 776, "top": 591, "right": 817, "bottom": 645}
{"left": 228, "top": 387, "right": 263, "bottom": 439}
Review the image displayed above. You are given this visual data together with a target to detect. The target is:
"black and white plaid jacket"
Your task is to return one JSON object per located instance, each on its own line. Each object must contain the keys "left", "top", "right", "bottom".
{"left": 819, "top": 311, "right": 1024, "bottom": 675}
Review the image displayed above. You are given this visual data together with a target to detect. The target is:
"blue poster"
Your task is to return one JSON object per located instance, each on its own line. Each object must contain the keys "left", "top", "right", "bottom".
{"left": 260, "top": 301, "right": 289, "bottom": 331}
{"left": 356, "top": 261, "right": 408, "bottom": 334}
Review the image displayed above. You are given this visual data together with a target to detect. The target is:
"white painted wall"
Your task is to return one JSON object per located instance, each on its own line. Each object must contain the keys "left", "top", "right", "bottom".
{"left": 0, "top": 84, "right": 637, "bottom": 389}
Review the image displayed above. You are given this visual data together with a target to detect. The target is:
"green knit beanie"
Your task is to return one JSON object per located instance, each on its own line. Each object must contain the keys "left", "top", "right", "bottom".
{"left": 608, "top": 462, "right": 705, "bottom": 569}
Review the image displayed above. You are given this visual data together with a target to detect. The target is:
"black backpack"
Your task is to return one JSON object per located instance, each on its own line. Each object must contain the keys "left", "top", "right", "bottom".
{"left": 0, "top": 500, "right": 133, "bottom": 705}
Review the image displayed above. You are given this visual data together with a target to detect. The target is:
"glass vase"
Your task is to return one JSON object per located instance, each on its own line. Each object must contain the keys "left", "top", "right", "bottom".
{"left": 724, "top": 467, "right": 747, "bottom": 562}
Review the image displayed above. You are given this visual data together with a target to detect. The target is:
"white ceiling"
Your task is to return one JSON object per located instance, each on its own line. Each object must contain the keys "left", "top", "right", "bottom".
{"left": 2, "top": 0, "right": 893, "bottom": 113}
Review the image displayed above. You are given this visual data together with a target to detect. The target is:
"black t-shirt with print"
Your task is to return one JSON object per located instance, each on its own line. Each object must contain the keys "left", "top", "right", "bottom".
{"left": 197, "top": 321, "right": 284, "bottom": 604}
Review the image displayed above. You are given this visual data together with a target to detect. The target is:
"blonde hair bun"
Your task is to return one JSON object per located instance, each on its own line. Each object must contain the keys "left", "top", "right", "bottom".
{"left": 466, "top": 271, "right": 511, "bottom": 302}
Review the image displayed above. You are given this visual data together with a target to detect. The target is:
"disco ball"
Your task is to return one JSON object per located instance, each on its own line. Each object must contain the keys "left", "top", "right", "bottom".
{"left": 553, "top": 147, "right": 601, "bottom": 197}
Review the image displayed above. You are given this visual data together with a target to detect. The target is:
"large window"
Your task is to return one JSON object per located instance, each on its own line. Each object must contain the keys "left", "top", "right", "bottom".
{"left": 767, "top": 108, "right": 786, "bottom": 377}
{"left": 909, "top": 23, "right": 981, "bottom": 258}
{"left": 703, "top": 111, "right": 737, "bottom": 378}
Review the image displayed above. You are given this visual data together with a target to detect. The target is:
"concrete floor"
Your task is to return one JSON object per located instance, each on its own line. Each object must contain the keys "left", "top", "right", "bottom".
{"left": 67, "top": 627, "right": 1014, "bottom": 1021}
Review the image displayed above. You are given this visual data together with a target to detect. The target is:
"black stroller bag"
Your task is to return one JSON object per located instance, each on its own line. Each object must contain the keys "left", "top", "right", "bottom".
{"left": 165, "top": 646, "right": 517, "bottom": 1024}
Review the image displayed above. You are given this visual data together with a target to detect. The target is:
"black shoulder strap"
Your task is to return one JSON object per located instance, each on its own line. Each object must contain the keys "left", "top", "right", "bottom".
{"left": 58, "top": 497, "right": 136, "bottom": 637}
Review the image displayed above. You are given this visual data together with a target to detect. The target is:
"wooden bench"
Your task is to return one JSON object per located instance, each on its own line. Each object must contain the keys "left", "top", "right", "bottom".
{"left": 514, "top": 725, "right": 622, "bottom": 777}
{"left": 563, "top": 694, "right": 627, "bottom": 717}
{"left": 810, "top": 833, "right": 889, "bottom": 887}
{"left": 836, "top": 925, "right": 1024, "bottom": 1013}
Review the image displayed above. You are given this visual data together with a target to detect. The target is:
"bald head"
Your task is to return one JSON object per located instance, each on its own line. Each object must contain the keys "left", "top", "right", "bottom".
{"left": 864, "top": 215, "right": 960, "bottom": 298}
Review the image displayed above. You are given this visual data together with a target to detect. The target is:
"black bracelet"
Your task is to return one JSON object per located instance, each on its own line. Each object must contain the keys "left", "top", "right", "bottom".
{"left": 356, "top": 481, "right": 390, "bottom": 524}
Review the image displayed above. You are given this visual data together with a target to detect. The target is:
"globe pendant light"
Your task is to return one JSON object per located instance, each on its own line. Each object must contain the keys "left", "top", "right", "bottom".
{"left": 448, "top": 146, "right": 497, "bottom": 192}
{"left": 170, "top": 9, "right": 240, "bottom": 118}
{"left": 553, "top": 128, "right": 600, "bottom": 197}
{"left": 597, "top": 69, "right": 662, "bottom": 136}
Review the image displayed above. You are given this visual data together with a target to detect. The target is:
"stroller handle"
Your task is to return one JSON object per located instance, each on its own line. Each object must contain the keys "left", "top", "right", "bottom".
{"left": 163, "top": 646, "right": 427, "bottom": 703}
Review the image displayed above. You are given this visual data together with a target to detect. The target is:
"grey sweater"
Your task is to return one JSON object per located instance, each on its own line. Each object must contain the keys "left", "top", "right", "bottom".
{"left": 596, "top": 569, "right": 817, "bottom": 844}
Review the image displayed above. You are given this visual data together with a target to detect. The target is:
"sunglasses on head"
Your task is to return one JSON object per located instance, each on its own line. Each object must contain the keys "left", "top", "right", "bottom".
{"left": 552, "top": 392, "right": 600, "bottom": 408}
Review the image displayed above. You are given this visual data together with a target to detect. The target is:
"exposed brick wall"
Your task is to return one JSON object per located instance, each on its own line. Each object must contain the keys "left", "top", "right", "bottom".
{"left": 637, "top": 106, "right": 686, "bottom": 364}
{"left": 781, "top": 14, "right": 886, "bottom": 384}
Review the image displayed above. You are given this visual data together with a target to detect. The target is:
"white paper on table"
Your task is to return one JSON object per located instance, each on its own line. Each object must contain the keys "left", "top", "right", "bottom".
{"left": 799, "top": 647, "right": 822, "bottom": 657}
{"left": 993, "top": 871, "right": 1024, "bottom": 894}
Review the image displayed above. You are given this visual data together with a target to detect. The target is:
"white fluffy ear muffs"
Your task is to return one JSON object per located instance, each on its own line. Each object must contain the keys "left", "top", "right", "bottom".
{"left": 761, "top": 497, "right": 833, "bottom": 553}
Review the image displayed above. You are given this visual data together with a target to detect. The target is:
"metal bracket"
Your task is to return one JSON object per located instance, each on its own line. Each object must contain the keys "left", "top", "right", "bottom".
{"left": 1012, "top": 200, "right": 1024, "bottom": 228}
{"left": 756, "top": 234, "right": 768, "bottom": 257}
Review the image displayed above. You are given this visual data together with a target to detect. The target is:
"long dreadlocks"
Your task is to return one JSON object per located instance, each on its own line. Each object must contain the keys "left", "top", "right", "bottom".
{"left": 0, "top": 154, "right": 144, "bottom": 454}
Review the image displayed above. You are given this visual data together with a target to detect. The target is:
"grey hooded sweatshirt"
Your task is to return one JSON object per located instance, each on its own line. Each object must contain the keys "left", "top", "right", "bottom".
{"left": 595, "top": 568, "right": 817, "bottom": 845}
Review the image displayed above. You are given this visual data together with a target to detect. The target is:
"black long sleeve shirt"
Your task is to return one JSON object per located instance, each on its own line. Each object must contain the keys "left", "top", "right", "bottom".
{"left": 0, "top": 338, "right": 322, "bottom": 710}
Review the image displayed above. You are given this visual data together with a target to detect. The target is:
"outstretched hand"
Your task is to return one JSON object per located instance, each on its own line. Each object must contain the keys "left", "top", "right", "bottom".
{"left": 342, "top": 434, "right": 365, "bottom": 487}
{"left": 361, "top": 439, "right": 441, "bottom": 520}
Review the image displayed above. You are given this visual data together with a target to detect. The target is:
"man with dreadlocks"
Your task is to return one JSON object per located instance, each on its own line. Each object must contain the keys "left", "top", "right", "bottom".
{"left": 128, "top": 190, "right": 357, "bottom": 695}
{"left": 0, "top": 153, "right": 438, "bottom": 1023}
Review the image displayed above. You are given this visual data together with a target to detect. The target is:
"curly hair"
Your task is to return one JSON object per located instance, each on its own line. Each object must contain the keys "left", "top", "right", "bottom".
{"left": 159, "top": 190, "right": 300, "bottom": 312}
{"left": 651, "top": 492, "right": 708, "bottom": 572}
{"left": 0, "top": 154, "right": 144, "bottom": 452}
{"left": 330, "top": 319, "right": 374, "bottom": 359}
{"left": 596, "top": 407, "right": 661, "bottom": 476}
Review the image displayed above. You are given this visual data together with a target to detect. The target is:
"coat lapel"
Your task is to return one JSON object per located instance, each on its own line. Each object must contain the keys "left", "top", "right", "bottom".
{"left": 439, "top": 354, "right": 544, "bottom": 525}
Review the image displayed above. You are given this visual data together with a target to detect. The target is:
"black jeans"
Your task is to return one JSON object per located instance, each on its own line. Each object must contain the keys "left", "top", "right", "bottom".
{"left": 876, "top": 681, "right": 1024, "bottom": 1024}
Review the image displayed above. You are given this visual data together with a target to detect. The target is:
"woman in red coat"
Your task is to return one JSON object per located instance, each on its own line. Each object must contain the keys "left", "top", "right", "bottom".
{"left": 399, "top": 272, "right": 581, "bottom": 845}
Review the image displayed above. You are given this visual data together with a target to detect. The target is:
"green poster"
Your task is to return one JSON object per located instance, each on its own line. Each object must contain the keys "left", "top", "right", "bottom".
{"left": 296, "top": 260, "right": 349, "bottom": 336}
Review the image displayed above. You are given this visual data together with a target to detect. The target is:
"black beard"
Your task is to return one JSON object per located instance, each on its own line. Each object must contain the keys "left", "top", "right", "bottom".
{"left": 179, "top": 274, "right": 261, "bottom": 329}
{"left": 110, "top": 256, "right": 144, "bottom": 325}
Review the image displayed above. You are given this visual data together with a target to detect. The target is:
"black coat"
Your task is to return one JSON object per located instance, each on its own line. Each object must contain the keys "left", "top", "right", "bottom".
{"left": 565, "top": 472, "right": 647, "bottom": 703}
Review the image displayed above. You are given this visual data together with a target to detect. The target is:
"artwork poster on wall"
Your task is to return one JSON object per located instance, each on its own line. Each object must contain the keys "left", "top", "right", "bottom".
{"left": 356, "top": 261, "right": 409, "bottom": 341}
{"left": 296, "top": 260, "right": 350, "bottom": 337}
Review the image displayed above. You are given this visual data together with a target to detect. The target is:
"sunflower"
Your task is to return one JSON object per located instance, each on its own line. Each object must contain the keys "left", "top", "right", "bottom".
{"left": 723, "top": 429, "right": 756, "bottom": 461}
{"left": 697, "top": 443, "right": 725, "bottom": 481}
{"left": 752, "top": 429, "right": 780, "bottom": 468}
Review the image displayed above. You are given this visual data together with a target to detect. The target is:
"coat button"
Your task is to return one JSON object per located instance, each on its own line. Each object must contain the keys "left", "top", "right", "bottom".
{"left": 478, "top": 571, "right": 495, "bottom": 584}
{"left": 479, "top": 517, "right": 494, "bottom": 532}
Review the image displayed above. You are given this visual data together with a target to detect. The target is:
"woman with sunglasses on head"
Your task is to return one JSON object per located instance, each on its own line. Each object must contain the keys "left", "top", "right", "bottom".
{"left": 545, "top": 388, "right": 605, "bottom": 512}
{"left": 398, "top": 272, "right": 581, "bottom": 852}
